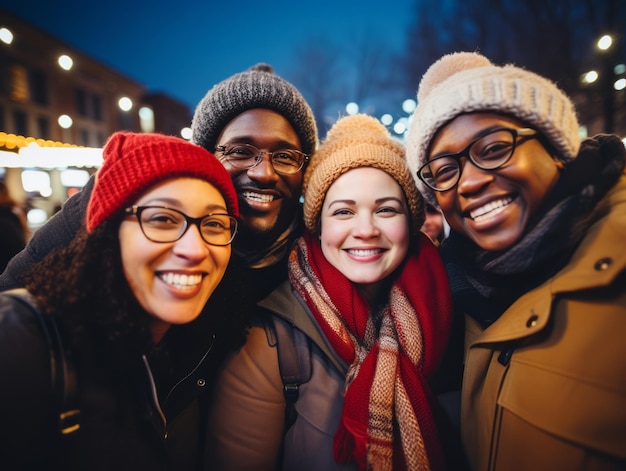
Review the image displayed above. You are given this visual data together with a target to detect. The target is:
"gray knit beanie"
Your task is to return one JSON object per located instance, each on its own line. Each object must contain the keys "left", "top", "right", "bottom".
{"left": 405, "top": 51, "right": 581, "bottom": 205}
{"left": 191, "top": 63, "right": 318, "bottom": 156}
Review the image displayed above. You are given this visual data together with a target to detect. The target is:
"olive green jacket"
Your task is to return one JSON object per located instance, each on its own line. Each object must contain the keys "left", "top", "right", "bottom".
{"left": 461, "top": 172, "right": 626, "bottom": 471}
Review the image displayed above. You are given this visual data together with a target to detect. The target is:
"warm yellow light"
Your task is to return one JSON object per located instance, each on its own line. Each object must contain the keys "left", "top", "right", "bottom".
{"left": 581, "top": 70, "right": 599, "bottom": 84}
{"left": 597, "top": 35, "right": 613, "bottom": 51}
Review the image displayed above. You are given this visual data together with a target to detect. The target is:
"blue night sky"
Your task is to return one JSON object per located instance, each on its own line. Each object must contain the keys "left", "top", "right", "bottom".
{"left": 1, "top": 0, "right": 416, "bottom": 110}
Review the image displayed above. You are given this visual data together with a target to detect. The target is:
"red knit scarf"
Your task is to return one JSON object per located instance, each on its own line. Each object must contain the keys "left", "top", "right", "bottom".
{"left": 288, "top": 232, "right": 452, "bottom": 471}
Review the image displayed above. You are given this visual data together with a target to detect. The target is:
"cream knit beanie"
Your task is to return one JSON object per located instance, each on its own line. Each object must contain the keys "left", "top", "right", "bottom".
{"left": 405, "top": 51, "right": 581, "bottom": 204}
{"left": 303, "top": 114, "right": 424, "bottom": 234}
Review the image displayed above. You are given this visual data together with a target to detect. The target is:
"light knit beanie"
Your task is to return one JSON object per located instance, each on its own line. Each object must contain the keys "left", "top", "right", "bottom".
{"left": 86, "top": 132, "right": 238, "bottom": 232}
{"left": 405, "top": 51, "right": 581, "bottom": 205}
{"left": 191, "top": 63, "right": 318, "bottom": 156}
{"left": 303, "top": 114, "right": 424, "bottom": 234}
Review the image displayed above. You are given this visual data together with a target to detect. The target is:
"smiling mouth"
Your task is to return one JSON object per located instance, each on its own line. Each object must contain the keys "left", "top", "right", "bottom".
{"left": 469, "top": 196, "right": 513, "bottom": 222}
{"left": 242, "top": 191, "right": 277, "bottom": 203}
{"left": 158, "top": 272, "right": 203, "bottom": 290}
{"left": 346, "top": 248, "right": 384, "bottom": 257}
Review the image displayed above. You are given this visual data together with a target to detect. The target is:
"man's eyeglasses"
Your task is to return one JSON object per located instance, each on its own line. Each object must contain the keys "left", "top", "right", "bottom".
{"left": 216, "top": 143, "right": 309, "bottom": 175}
{"left": 417, "top": 127, "right": 538, "bottom": 192}
{"left": 124, "top": 206, "right": 237, "bottom": 246}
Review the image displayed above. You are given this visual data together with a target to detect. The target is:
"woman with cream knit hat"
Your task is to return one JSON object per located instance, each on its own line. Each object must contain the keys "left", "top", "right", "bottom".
{"left": 406, "top": 52, "right": 626, "bottom": 470}
{"left": 206, "top": 114, "right": 454, "bottom": 470}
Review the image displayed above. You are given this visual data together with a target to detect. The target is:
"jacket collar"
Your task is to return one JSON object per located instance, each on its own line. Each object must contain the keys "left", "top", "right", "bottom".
{"left": 471, "top": 171, "right": 626, "bottom": 346}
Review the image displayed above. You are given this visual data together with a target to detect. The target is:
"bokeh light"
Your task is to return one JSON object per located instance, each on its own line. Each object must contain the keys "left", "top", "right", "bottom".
{"left": 58, "top": 54, "right": 73, "bottom": 71}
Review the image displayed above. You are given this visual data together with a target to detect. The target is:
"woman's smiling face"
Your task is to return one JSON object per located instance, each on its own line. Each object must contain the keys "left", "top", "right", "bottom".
{"left": 118, "top": 178, "right": 232, "bottom": 342}
{"left": 431, "top": 113, "right": 562, "bottom": 251}
{"left": 319, "top": 167, "right": 410, "bottom": 299}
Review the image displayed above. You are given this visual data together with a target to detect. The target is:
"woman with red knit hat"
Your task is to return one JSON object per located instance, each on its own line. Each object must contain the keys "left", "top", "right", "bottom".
{"left": 0, "top": 132, "right": 239, "bottom": 470}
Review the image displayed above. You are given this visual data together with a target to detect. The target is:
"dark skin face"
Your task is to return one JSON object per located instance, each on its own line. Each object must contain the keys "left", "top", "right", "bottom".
{"left": 430, "top": 113, "right": 562, "bottom": 252}
{"left": 215, "top": 109, "right": 304, "bottom": 251}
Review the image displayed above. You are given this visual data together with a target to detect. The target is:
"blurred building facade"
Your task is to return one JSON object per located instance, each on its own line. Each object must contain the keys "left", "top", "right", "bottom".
{"left": 0, "top": 8, "right": 192, "bottom": 147}
{"left": 0, "top": 8, "right": 193, "bottom": 230}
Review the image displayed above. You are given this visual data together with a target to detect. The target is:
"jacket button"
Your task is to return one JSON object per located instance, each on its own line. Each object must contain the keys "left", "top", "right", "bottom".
{"left": 594, "top": 258, "right": 612, "bottom": 271}
{"left": 197, "top": 378, "right": 206, "bottom": 387}
{"left": 526, "top": 314, "right": 539, "bottom": 328}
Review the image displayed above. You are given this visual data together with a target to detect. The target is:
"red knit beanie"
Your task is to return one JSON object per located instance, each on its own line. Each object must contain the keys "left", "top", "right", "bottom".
{"left": 86, "top": 132, "right": 239, "bottom": 232}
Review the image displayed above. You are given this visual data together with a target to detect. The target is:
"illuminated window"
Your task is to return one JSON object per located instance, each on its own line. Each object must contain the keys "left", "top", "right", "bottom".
{"left": 10, "top": 64, "right": 29, "bottom": 102}
{"left": 139, "top": 106, "right": 155, "bottom": 133}
{"left": 27, "top": 208, "right": 48, "bottom": 226}
{"left": 21, "top": 170, "right": 52, "bottom": 197}
{"left": 60, "top": 169, "right": 90, "bottom": 188}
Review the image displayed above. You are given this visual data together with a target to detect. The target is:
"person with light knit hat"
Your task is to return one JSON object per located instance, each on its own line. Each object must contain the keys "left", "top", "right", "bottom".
{"left": 206, "top": 113, "right": 455, "bottom": 471}
{"left": 0, "top": 132, "right": 239, "bottom": 469}
{"left": 406, "top": 51, "right": 626, "bottom": 470}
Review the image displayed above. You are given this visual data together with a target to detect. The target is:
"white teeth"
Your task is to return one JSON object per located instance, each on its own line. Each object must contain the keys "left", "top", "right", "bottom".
{"left": 160, "top": 272, "right": 202, "bottom": 290}
{"left": 470, "top": 197, "right": 513, "bottom": 221}
{"left": 348, "top": 249, "right": 382, "bottom": 257}
{"left": 243, "top": 191, "right": 275, "bottom": 203}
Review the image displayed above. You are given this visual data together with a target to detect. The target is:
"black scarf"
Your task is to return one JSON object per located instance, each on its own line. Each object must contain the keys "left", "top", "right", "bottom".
{"left": 440, "top": 135, "right": 626, "bottom": 327}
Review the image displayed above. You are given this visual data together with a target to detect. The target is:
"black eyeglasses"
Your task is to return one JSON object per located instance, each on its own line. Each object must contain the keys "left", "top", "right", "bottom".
{"left": 124, "top": 206, "right": 237, "bottom": 246}
{"left": 215, "top": 143, "right": 309, "bottom": 175}
{"left": 417, "top": 127, "right": 538, "bottom": 192}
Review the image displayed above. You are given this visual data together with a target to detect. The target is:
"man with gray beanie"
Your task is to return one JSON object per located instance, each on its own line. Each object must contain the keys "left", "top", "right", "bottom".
{"left": 0, "top": 62, "right": 318, "bottom": 410}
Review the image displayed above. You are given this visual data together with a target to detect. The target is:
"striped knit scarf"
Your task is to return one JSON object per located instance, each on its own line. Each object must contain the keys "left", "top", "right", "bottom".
{"left": 288, "top": 232, "right": 452, "bottom": 471}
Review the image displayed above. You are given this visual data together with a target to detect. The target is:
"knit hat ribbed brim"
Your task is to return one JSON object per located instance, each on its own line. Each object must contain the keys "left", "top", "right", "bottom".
{"left": 86, "top": 132, "right": 238, "bottom": 232}
{"left": 303, "top": 114, "right": 424, "bottom": 233}
{"left": 405, "top": 52, "right": 581, "bottom": 205}
{"left": 191, "top": 63, "right": 318, "bottom": 156}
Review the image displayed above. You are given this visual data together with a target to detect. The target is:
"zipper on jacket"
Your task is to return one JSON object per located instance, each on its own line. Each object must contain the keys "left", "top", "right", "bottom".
{"left": 142, "top": 354, "right": 168, "bottom": 438}
{"left": 163, "top": 334, "right": 215, "bottom": 406}
{"left": 141, "top": 334, "right": 216, "bottom": 438}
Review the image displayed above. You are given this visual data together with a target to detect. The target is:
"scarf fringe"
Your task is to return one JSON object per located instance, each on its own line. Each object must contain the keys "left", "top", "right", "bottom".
{"left": 334, "top": 418, "right": 367, "bottom": 470}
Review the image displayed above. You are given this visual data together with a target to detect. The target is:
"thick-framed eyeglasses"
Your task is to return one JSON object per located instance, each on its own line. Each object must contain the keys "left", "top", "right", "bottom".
{"left": 215, "top": 143, "right": 309, "bottom": 175}
{"left": 417, "top": 127, "right": 538, "bottom": 192}
{"left": 124, "top": 206, "right": 237, "bottom": 246}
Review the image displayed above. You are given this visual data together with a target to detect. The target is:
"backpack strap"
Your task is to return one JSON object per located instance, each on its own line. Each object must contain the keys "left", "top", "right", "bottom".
{"left": 5, "top": 289, "right": 80, "bottom": 436}
{"left": 264, "top": 315, "right": 312, "bottom": 431}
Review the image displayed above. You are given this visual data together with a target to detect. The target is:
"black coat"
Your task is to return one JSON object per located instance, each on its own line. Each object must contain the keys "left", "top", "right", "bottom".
{"left": 0, "top": 292, "right": 215, "bottom": 470}
{"left": 0, "top": 206, "right": 26, "bottom": 273}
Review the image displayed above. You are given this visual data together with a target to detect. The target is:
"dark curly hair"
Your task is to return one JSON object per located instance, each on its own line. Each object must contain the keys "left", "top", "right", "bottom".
{"left": 23, "top": 216, "right": 154, "bottom": 377}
